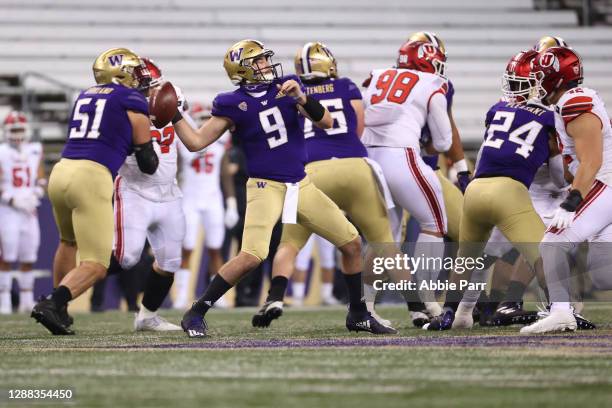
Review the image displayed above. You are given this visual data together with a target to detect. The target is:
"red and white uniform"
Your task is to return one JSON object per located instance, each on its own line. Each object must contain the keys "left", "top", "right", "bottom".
{"left": 0, "top": 142, "right": 42, "bottom": 263}
{"left": 113, "top": 86, "right": 189, "bottom": 273}
{"left": 362, "top": 68, "right": 452, "bottom": 234}
{"left": 545, "top": 87, "right": 612, "bottom": 243}
{"left": 179, "top": 133, "right": 229, "bottom": 250}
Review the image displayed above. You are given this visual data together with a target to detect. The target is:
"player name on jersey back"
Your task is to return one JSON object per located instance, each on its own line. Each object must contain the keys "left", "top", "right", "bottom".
{"left": 361, "top": 68, "right": 447, "bottom": 150}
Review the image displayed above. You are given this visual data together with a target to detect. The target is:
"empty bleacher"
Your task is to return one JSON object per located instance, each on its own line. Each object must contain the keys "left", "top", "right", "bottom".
{"left": 0, "top": 0, "right": 610, "bottom": 151}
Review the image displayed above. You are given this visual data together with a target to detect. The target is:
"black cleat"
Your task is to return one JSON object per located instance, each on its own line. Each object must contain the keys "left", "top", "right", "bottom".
{"left": 346, "top": 311, "right": 398, "bottom": 334}
{"left": 31, "top": 298, "right": 75, "bottom": 335}
{"left": 423, "top": 308, "right": 455, "bottom": 331}
{"left": 59, "top": 305, "right": 74, "bottom": 328}
{"left": 181, "top": 310, "right": 208, "bottom": 338}
{"left": 252, "top": 301, "right": 283, "bottom": 328}
{"left": 491, "top": 301, "right": 538, "bottom": 326}
{"left": 410, "top": 310, "right": 431, "bottom": 328}
{"left": 574, "top": 313, "right": 596, "bottom": 330}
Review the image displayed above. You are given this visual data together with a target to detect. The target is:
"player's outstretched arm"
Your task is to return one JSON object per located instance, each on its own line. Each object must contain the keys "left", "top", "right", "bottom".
{"left": 173, "top": 115, "right": 232, "bottom": 152}
{"left": 277, "top": 80, "right": 333, "bottom": 129}
{"left": 569, "top": 112, "right": 603, "bottom": 197}
{"left": 426, "top": 93, "right": 452, "bottom": 153}
{"left": 128, "top": 110, "right": 159, "bottom": 175}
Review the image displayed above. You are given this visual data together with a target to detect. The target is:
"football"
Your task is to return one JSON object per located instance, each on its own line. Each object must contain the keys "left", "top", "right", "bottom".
{"left": 149, "top": 81, "right": 178, "bottom": 128}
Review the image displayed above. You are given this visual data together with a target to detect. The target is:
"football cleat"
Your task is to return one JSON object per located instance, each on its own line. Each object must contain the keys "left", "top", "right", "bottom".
{"left": 536, "top": 306, "right": 596, "bottom": 331}
{"left": 520, "top": 309, "right": 577, "bottom": 334}
{"left": 251, "top": 301, "right": 283, "bottom": 328}
{"left": 410, "top": 311, "right": 430, "bottom": 328}
{"left": 491, "top": 301, "right": 538, "bottom": 326}
{"left": 59, "top": 305, "right": 74, "bottom": 328}
{"left": 31, "top": 298, "right": 75, "bottom": 335}
{"left": 181, "top": 310, "right": 208, "bottom": 338}
{"left": 346, "top": 311, "right": 398, "bottom": 334}
{"left": 366, "top": 301, "right": 393, "bottom": 328}
{"left": 424, "top": 301, "right": 442, "bottom": 318}
{"left": 135, "top": 314, "right": 182, "bottom": 332}
{"left": 423, "top": 308, "right": 455, "bottom": 331}
{"left": 452, "top": 304, "right": 474, "bottom": 329}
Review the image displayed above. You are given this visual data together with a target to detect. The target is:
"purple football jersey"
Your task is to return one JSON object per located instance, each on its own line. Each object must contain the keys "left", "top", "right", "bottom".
{"left": 212, "top": 75, "right": 307, "bottom": 183}
{"left": 475, "top": 100, "right": 555, "bottom": 188}
{"left": 301, "top": 77, "right": 367, "bottom": 162}
{"left": 421, "top": 80, "right": 455, "bottom": 169}
{"left": 62, "top": 83, "right": 149, "bottom": 177}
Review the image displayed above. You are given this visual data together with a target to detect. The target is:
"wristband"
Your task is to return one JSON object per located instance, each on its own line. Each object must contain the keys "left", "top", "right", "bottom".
{"left": 172, "top": 110, "right": 183, "bottom": 124}
{"left": 451, "top": 159, "right": 469, "bottom": 174}
{"left": 560, "top": 189, "right": 583, "bottom": 212}
{"left": 301, "top": 96, "right": 325, "bottom": 122}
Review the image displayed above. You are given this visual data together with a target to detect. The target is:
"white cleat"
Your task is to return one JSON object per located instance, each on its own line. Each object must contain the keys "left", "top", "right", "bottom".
{"left": 424, "top": 301, "right": 442, "bottom": 318}
{"left": 134, "top": 314, "right": 182, "bottom": 332}
{"left": 520, "top": 309, "right": 577, "bottom": 334}
{"left": 321, "top": 296, "right": 340, "bottom": 306}
{"left": 452, "top": 304, "right": 474, "bottom": 329}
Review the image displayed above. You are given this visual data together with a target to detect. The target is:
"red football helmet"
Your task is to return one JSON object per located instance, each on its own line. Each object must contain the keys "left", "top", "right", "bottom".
{"left": 532, "top": 47, "right": 583, "bottom": 100}
{"left": 397, "top": 40, "right": 446, "bottom": 78}
{"left": 3, "top": 110, "right": 30, "bottom": 145}
{"left": 139, "top": 57, "right": 164, "bottom": 89}
{"left": 501, "top": 50, "right": 539, "bottom": 103}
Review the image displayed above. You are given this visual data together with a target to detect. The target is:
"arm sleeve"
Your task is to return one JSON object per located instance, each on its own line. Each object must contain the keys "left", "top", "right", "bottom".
{"left": 121, "top": 89, "right": 149, "bottom": 115}
{"left": 426, "top": 92, "right": 452, "bottom": 153}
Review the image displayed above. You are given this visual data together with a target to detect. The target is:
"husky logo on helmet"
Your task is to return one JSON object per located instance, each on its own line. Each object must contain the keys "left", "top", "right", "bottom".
{"left": 93, "top": 47, "right": 149, "bottom": 89}
{"left": 223, "top": 39, "right": 283, "bottom": 85}
{"left": 294, "top": 42, "right": 337, "bottom": 80}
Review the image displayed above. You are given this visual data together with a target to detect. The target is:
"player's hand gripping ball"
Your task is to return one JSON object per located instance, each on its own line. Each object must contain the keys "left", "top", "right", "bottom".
{"left": 149, "top": 82, "right": 178, "bottom": 128}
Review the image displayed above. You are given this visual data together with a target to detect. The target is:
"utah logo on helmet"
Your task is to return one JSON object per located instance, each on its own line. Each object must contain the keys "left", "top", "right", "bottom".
{"left": 92, "top": 47, "right": 149, "bottom": 89}
{"left": 223, "top": 40, "right": 283, "bottom": 85}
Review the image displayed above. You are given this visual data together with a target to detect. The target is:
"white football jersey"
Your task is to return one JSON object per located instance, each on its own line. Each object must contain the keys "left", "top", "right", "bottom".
{"left": 555, "top": 87, "right": 612, "bottom": 186}
{"left": 118, "top": 85, "right": 189, "bottom": 202}
{"left": 361, "top": 68, "right": 447, "bottom": 149}
{"left": 0, "top": 142, "right": 42, "bottom": 198}
{"left": 178, "top": 132, "right": 229, "bottom": 206}
{"left": 529, "top": 163, "right": 565, "bottom": 198}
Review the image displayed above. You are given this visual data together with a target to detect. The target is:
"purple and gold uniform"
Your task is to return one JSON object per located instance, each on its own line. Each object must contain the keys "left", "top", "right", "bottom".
{"left": 47, "top": 83, "right": 148, "bottom": 268}
{"left": 211, "top": 75, "right": 358, "bottom": 260}
{"left": 460, "top": 100, "right": 555, "bottom": 265}
{"left": 281, "top": 77, "right": 394, "bottom": 251}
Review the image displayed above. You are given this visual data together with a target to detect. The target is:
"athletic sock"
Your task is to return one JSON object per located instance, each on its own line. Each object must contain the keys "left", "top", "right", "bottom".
{"left": 504, "top": 280, "right": 527, "bottom": 303}
{"left": 191, "top": 274, "right": 232, "bottom": 315}
{"left": 173, "top": 268, "right": 191, "bottom": 305}
{"left": 266, "top": 276, "right": 288, "bottom": 302}
{"left": 0, "top": 273, "right": 12, "bottom": 313}
{"left": 17, "top": 271, "right": 35, "bottom": 307}
{"left": 414, "top": 233, "right": 444, "bottom": 302}
{"left": 443, "top": 289, "right": 462, "bottom": 312}
{"left": 292, "top": 282, "right": 305, "bottom": 302}
{"left": 50, "top": 285, "right": 72, "bottom": 309}
{"left": 343, "top": 272, "right": 367, "bottom": 314}
{"left": 141, "top": 268, "right": 174, "bottom": 312}
{"left": 321, "top": 282, "right": 334, "bottom": 300}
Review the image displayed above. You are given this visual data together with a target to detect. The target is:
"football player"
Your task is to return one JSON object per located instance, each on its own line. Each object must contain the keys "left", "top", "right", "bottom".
{"left": 522, "top": 47, "right": 612, "bottom": 333}
{"left": 362, "top": 40, "right": 453, "bottom": 312}
{"left": 113, "top": 57, "right": 190, "bottom": 331}
{"left": 0, "top": 111, "right": 45, "bottom": 314}
{"left": 173, "top": 40, "right": 392, "bottom": 337}
{"left": 426, "top": 49, "right": 560, "bottom": 330}
{"left": 174, "top": 102, "right": 238, "bottom": 309}
{"left": 409, "top": 32, "right": 470, "bottom": 243}
{"left": 31, "top": 48, "right": 158, "bottom": 335}
{"left": 251, "top": 41, "right": 405, "bottom": 331}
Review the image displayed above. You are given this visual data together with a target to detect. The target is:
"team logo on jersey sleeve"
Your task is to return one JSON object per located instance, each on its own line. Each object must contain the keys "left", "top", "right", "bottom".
{"left": 238, "top": 102, "right": 248, "bottom": 111}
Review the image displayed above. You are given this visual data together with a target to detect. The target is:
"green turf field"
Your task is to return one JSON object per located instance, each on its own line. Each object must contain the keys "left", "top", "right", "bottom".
{"left": 1, "top": 304, "right": 612, "bottom": 408}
